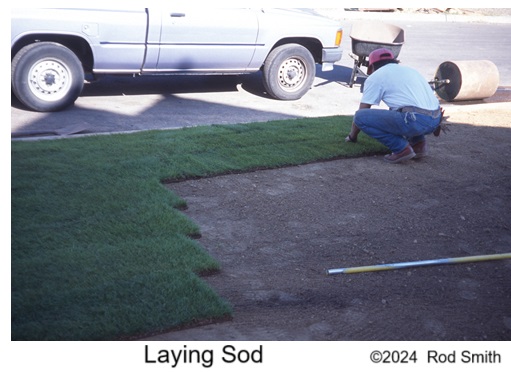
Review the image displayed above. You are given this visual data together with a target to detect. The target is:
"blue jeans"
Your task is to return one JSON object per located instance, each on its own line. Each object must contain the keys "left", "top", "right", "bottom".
{"left": 353, "top": 109, "right": 441, "bottom": 153}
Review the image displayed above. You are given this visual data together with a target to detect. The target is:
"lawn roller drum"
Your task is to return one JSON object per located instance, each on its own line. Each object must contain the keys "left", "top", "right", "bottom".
{"left": 431, "top": 60, "right": 500, "bottom": 101}
{"left": 348, "top": 21, "right": 405, "bottom": 87}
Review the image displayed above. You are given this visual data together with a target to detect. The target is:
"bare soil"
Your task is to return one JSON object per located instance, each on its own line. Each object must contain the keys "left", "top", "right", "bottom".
{"left": 145, "top": 102, "right": 511, "bottom": 341}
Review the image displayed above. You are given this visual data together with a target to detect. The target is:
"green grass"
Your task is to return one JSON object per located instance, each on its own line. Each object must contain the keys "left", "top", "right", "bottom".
{"left": 11, "top": 115, "right": 385, "bottom": 340}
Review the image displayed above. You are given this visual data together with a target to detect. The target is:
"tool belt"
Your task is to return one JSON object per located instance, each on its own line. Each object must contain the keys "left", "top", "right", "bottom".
{"left": 397, "top": 106, "right": 442, "bottom": 118}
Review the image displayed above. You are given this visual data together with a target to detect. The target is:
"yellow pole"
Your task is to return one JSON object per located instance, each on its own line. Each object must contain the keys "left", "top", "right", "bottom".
{"left": 326, "top": 253, "right": 511, "bottom": 275}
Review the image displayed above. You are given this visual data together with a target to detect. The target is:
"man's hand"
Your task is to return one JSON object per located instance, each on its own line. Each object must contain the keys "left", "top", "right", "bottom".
{"left": 345, "top": 121, "right": 361, "bottom": 143}
{"left": 345, "top": 103, "right": 370, "bottom": 144}
{"left": 345, "top": 134, "right": 357, "bottom": 143}
{"left": 344, "top": 102, "right": 372, "bottom": 143}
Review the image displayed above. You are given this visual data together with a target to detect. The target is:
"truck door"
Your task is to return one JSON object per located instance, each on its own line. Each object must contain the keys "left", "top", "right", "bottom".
{"left": 155, "top": 8, "right": 259, "bottom": 72}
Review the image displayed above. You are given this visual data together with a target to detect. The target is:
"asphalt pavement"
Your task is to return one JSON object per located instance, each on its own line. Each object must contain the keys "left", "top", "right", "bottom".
{"left": 10, "top": 9, "right": 511, "bottom": 139}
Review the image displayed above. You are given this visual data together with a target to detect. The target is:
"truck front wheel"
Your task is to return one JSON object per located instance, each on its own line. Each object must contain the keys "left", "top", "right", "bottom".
{"left": 12, "top": 42, "right": 85, "bottom": 112}
{"left": 262, "top": 44, "right": 316, "bottom": 100}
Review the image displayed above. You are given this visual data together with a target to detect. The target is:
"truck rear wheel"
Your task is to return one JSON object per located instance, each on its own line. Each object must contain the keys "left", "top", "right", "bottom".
{"left": 12, "top": 42, "right": 84, "bottom": 112}
{"left": 262, "top": 44, "right": 316, "bottom": 100}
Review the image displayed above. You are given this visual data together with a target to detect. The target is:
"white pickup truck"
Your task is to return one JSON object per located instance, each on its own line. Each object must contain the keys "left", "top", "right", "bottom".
{"left": 11, "top": 7, "right": 343, "bottom": 112}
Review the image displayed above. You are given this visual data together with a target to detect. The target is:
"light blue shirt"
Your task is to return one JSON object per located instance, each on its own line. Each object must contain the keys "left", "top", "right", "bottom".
{"left": 362, "top": 63, "right": 440, "bottom": 111}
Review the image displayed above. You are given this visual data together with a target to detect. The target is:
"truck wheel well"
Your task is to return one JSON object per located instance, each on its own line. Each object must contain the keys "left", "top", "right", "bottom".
{"left": 11, "top": 34, "right": 93, "bottom": 73}
{"left": 272, "top": 38, "right": 323, "bottom": 63}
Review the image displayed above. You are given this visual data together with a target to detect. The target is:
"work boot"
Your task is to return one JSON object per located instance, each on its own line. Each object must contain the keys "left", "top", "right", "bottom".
{"left": 411, "top": 140, "right": 428, "bottom": 158}
{"left": 384, "top": 145, "right": 416, "bottom": 164}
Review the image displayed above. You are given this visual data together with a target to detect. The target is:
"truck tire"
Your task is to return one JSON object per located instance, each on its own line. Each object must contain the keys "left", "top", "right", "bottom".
{"left": 12, "top": 42, "right": 85, "bottom": 112}
{"left": 262, "top": 44, "right": 316, "bottom": 100}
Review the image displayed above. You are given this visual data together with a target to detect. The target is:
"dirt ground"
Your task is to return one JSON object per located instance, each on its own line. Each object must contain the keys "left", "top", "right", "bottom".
{"left": 144, "top": 100, "right": 511, "bottom": 341}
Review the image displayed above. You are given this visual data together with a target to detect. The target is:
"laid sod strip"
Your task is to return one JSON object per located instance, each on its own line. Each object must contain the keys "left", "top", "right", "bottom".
{"left": 11, "top": 115, "right": 385, "bottom": 340}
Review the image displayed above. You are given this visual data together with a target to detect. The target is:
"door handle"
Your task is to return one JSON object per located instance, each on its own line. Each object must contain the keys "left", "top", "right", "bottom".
{"left": 170, "top": 13, "right": 186, "bottom": 17}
